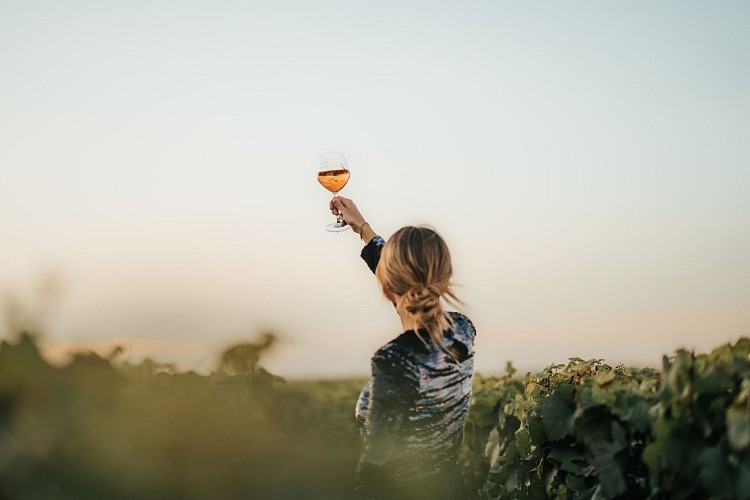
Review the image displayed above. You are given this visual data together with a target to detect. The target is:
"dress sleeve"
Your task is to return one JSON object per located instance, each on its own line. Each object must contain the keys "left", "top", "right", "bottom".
{"left": 357, "top": 345, "right": 417, "bottom": 491}
{"left": 360, "top": 235, "right": 386, "bottom": 274}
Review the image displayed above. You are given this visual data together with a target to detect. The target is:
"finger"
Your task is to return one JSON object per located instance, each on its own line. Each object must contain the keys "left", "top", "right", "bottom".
{"left": 333, "top": 198, "right": 349, "bottom": 212}
{"left": 336, "top": 196, "right": 352, "bottom": 208}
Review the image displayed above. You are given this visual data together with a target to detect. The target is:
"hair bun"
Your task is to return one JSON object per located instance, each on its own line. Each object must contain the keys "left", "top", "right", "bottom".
{"left": 403, "top": 284, "right": 441, "bottom": 315}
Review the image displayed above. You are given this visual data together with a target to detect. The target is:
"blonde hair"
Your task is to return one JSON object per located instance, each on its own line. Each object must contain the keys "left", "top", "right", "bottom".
{"left": 375, "top": 226, "right": 461, "bottom": 356}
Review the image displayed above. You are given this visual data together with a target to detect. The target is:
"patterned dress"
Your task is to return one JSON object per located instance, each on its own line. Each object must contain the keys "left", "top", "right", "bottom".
{"left": 355, "top": 236, "right": 476, "bottom": 499}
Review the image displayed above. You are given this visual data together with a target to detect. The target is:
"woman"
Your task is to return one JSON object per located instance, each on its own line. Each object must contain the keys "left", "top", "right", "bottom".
{"left": 330, "top": 197, "right": 476, "bottom": 500}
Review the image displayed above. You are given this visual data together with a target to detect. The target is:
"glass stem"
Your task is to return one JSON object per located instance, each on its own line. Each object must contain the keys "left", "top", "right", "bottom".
{"left": 334, "top": 194, "right": 343, "bottom": 226}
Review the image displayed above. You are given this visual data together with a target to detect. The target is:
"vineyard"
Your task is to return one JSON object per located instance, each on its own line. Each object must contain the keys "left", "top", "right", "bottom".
{"left": 463, "top": 340, "right": 750, "bottom": 499}
{"left": 1, "top": 332, "right": 749, "bottom": 499}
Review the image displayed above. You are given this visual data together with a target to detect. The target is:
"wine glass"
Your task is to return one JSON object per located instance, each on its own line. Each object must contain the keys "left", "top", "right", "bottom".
{"left": 317, "top": 152, "right": 351, "bottom": 232}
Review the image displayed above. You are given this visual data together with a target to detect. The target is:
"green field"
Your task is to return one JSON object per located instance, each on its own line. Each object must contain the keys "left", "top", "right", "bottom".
{"left": 1, "top": 332, "right": 749, "bottom": 499}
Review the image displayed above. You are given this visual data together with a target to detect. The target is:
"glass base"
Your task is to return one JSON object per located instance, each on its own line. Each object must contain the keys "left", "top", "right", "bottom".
{"left": 326, "top": 222, "right": 351, "bottom": 232}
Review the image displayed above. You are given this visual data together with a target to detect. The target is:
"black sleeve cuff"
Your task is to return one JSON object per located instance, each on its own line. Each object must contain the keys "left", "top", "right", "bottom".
{"left": 360, "top": 236, "right": 385, "bottom": 275}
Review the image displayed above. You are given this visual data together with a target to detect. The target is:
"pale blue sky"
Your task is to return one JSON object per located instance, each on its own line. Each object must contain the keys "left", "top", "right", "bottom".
{"left": 1, "top": 1, "right": 748, "bottom": 376}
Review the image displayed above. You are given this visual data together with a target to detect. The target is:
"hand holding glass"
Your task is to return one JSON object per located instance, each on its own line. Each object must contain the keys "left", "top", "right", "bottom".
{"left": 317, "top": 152, "right": 351, "bottom": 232}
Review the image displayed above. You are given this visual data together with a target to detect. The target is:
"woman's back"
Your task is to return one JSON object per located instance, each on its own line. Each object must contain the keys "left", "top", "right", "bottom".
{"left": 356, "top": 311, "right": 476, "bottom": 481}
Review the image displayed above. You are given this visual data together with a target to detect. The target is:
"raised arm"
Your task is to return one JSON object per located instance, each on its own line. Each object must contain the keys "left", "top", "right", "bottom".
{"left": 330, "top": 196, "right": 383, "bottom": 274}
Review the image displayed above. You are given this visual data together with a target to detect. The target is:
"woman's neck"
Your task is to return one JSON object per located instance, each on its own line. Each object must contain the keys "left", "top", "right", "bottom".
{"left": 398, "top": 312, "right": 418, "bottom": 332}
{"left": 396, "top": 302, "right": 417, "bottom": 331}
{"left": 393, "top": 294, "right": 418, "bottom": 331}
